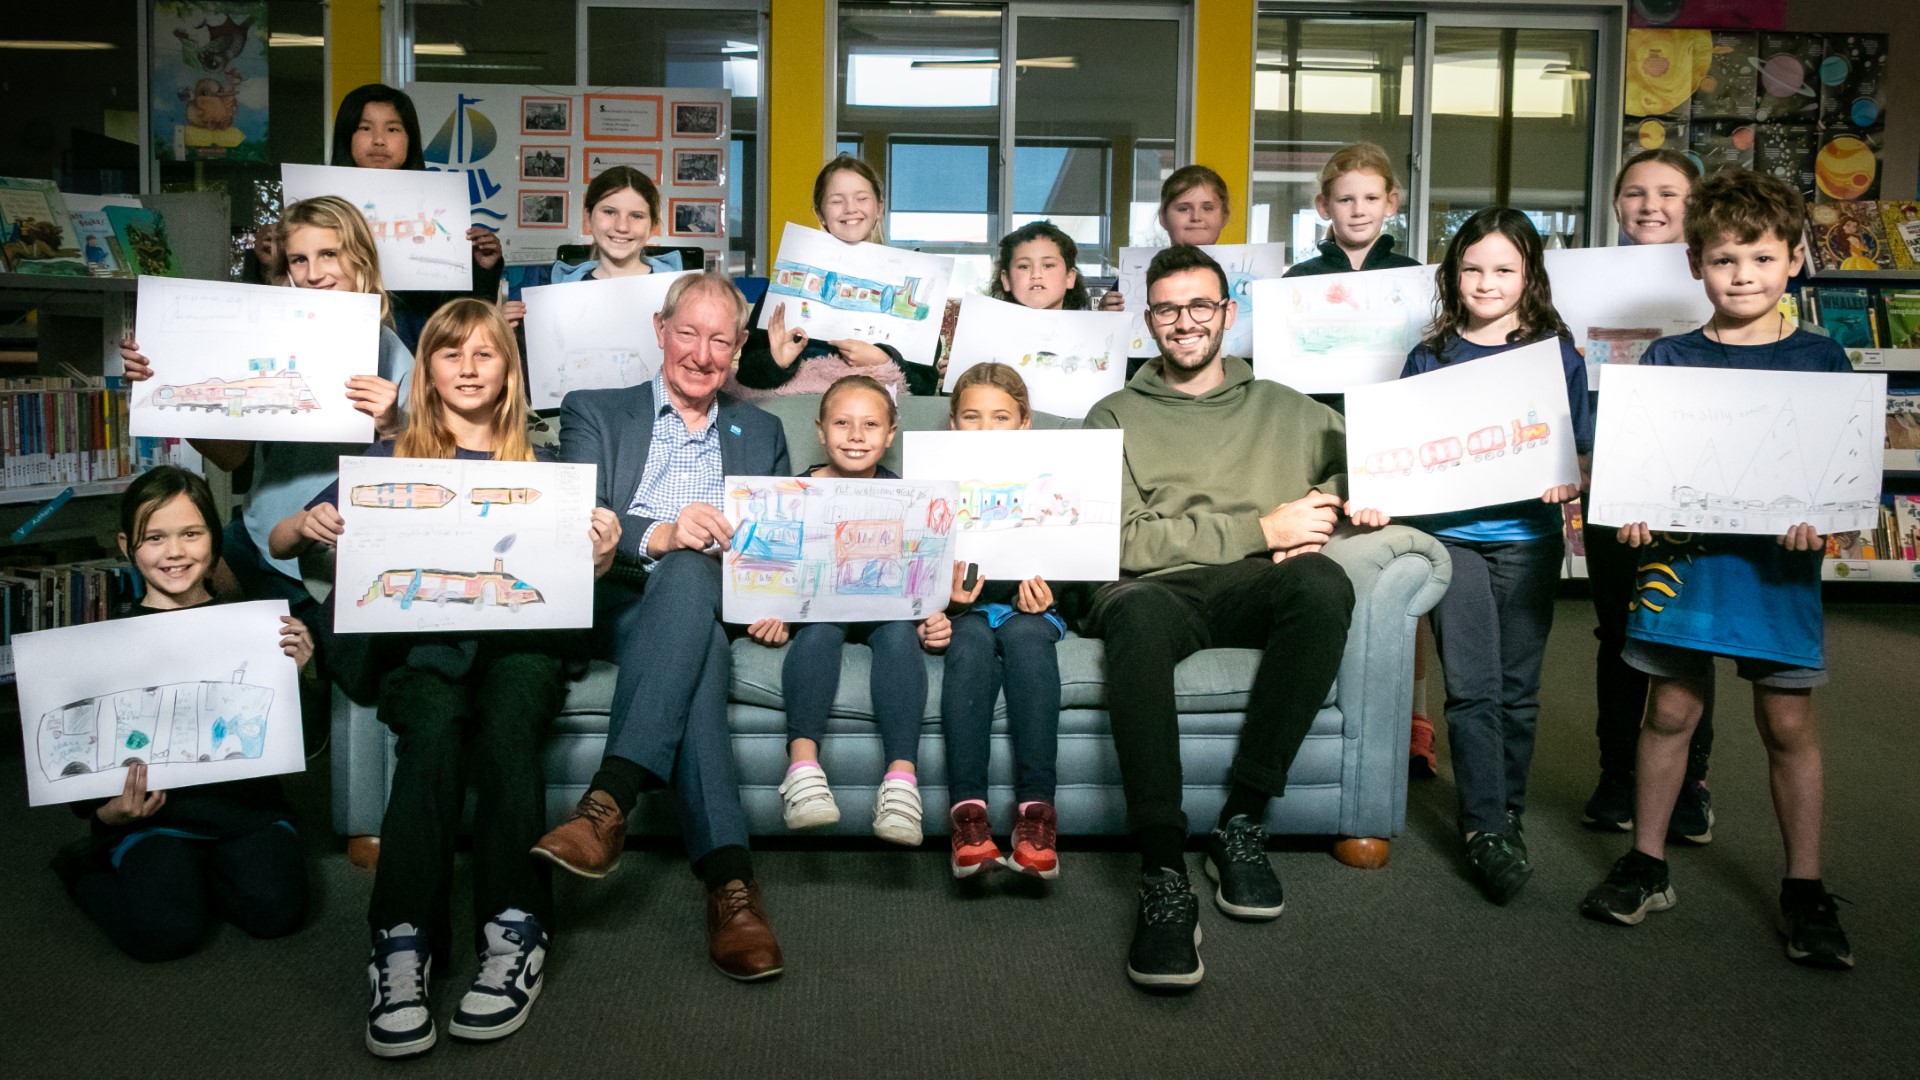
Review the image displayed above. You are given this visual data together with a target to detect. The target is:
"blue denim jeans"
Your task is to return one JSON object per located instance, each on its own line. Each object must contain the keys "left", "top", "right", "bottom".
{"left": 783, "top": 620, "right": 927, "bottom": 766}
{"left": 940, "top": 610, "right": 1062, "bottom": 804}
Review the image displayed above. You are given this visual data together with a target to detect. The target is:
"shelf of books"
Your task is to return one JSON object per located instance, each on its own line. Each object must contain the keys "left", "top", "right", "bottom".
{"left": 1, "top": 379, "right": 200, "bottom": 503}
{"left": 0, "top": 560, "right": 141, "bottom": 682}
{"left": 1559, "top": 501, "right": 1920, "bottom": 585}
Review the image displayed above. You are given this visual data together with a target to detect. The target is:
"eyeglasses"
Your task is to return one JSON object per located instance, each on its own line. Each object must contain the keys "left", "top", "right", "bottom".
{"left": 1146, "top": 298, "right": 1227, "bottom": 325}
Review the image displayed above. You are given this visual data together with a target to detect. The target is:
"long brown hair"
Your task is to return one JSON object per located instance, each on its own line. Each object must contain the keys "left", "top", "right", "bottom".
{"left": 1159, "top": 164, "right": 1231, "bottom": 225}
{"left": 396, "top": 299, "right": 535, "bottom": 462}
{"left": 1613, "top": 148, "right": 1700, "bottom": 200}
{"left": 811, "top": 154, "right": 886, "bottom": 243}
{"left": 1424, "top": 207, "right": 1568, "bottom": 354}
{"left": 278, "top": 195, "right": 393, "bottom": 325}
{"left": 948, "top": 362, "right": 1032, "bottom": 424}
{"left": 582, "top": 165, "right": 663, "bottom": 261}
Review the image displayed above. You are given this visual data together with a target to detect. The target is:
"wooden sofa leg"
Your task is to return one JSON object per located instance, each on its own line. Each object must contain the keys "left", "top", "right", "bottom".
{"left": 347, "top": 835, "right": 382, "bottom": 869}
{"left": 1332, "top": 837, "right": 1390, "bottom": 869}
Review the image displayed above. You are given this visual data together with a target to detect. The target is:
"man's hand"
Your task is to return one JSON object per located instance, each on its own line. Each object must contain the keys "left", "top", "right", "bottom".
{"left": 1260, "top": 492, "right": 1342, "bottom": 551}
{"left": 664, "top": 502, "right": 734, "bottom": 554}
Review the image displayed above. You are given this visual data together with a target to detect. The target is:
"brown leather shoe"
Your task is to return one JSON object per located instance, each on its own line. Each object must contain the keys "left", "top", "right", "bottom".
{"left": 531, "top": 790, "right": 627, "bottom": 879}
{"left": 706, "top": 880, "right": 784, "bottom": 981}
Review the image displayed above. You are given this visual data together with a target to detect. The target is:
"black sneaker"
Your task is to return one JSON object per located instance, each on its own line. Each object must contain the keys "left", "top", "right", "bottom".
{"left": 1127, "top": 868, "right": 1202, "bottom": 989}
{"left": 365, "top": 924, "right": 435, "bottom": 1058}
{"left": 1580, "top": 850, "right": 1676, "bottom": 926}
{"left": 1506, "top": 811, "right": 1531, "bottom": 868}
{"left": 1465, "top": 831, "right": 1532, "bottom": 905}
{"left": 1204, "top": 815, "right": 1286, "bottom": 920}
{"left": 1668, "top": 779, "right": 1715, "bottom": 845}
{"left": 1779, "top": 880, "right": 1854, "bottom": 970}
{"left": 1582, "top": 771, "right": 1635, "bottom": 832}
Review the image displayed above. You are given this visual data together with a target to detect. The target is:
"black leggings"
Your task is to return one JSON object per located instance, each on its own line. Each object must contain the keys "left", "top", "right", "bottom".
{"left": 69, "top": 827, "right": 307, "bottom": 963}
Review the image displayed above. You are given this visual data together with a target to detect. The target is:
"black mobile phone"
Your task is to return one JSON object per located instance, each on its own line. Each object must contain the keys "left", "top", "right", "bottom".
{"left": 962, "top": 562, "right": 980, "bottom": 592}
{"left": 1083, "top": 275, "right": 1119, "bottom": 304}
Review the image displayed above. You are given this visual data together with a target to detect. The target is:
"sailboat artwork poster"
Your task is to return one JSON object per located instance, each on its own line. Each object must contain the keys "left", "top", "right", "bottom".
{"left": 1587, "top": 366, "right": 1886, "bottom": 536}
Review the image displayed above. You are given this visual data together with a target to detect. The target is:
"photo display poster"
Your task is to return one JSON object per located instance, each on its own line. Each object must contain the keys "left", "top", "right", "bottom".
{"left": 15, "top": 600, "right": 304, "bottom": 807}
{"left": 1543, "top": 244, "right": 1714, "bottom": 387}
{"left": 1345, "top": 339, "right": 1581, "bottom": 518}
{"left": 1588, "top": 365, "right": 1886, "bottom": 535}
{"left": 281, "top": 164, "right": 474, "bottom": 291}
{"left": 522, "top": 270, "right": 696, "bottom": 408}
{"left": 723, "top": 475, "right": 959, "bottom": 624}
{"left": 942, "top": 295, "right": 1129, "bottom": 418}
{"left": 1117, "top": 242, "right": 1290, "bottom": 359}
{"left": 406, "top": 83, "right": 730, "bottom": 265}
{"left": 128, "top": 276, "right": 382, "bottom": 443}
{"left": 903, "top": 429, "right": 1123, "bottom": 582}
{"left": 760, "top": 224, "right": 956, "bottom": 366}
{"left": 333, "top": 456, "right": 598, "bottom": 634}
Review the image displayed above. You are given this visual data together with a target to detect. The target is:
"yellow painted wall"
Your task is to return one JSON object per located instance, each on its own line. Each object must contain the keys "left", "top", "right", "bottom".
{"left": 767, "top": 0, "right": 830, "bottom": 264}
{"left": 328, "top": 0, "right": 385, "bottom": 119}
{"left": 1191, "top": 0, "right": 1256, "bottom": 245}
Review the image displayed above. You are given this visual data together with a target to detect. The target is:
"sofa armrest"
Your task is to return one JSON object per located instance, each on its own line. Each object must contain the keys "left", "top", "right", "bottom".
{"left": 1317, "top": 525, "right": 1452, "bottom": 838}
{"left": 329, "top": 684, "right": 391, "bottom": 837}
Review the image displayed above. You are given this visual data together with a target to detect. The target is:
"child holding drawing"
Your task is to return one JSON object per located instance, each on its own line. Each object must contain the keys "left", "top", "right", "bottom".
{"left": 733, "top": 156, "right": 942, "bottom": 398}
{"left": 940, "top": 363, "right": 1068, "bottom": 879}
{"left": 50, "top": 467, "right": 312, "bottom": 963}
{"left": 272, "top": 299, "right": 621, "bottom": 1056}
{"left": 1579, "top": 169, "right": 1854, "bottom": 970}
{"left": 746, "top": 375, "right": 952, "bottom": 845}
{"left": 1281, "top": 143, "right": 1420, "bottom": 278}
{"left": 991, "top": 221, "right": 1091, "bottom": 312}
{"left": 1097, "top": 164, "right": 1234, "bottom": 311}
{"left": 500, "top": 165, "right": 683, "bottom": 328}
{"left": 1346, "top": 207, "right": 1591, "bottom": 906}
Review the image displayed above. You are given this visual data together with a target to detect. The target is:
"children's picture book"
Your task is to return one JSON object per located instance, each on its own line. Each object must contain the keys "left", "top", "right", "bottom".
{"left": 333, "top": 456, "right": 598, "bottom": 634}
{"left": 1345, "top": 339, "right": 1581, "bottom": 518}
{"left": 1754, "top": 32, "right": 1823, "bottom": 122}
{"left": 1250, "top": 263, "right": 1437, "bottom": 393}
{"left": 902, "top": 429, "right": 1123, "bottom": 582}
{"left": 1811, "top": 286, "right": 1876, "bottom": 349}
{"left": 722, "top": 475, "right": 959, "bottom": 624}
{"left": 1543, "top": 244, "right": 1714, "bottom": 387}
{"left": 282, "top": 164, "right": 474, "bottom": 292}
{"left": 759, "top": 223, "right": 956, "bottom": 366}
{"left": 1886, "top": 389, "right": 1920, "bottom": 450}
{"left": 1892, "top": 495, "right": 1920, "bottom": 561}
{"left": 150, "top": 1, "right": 270, "bottom": 163}
{"left": 1880, "top": 202, "right": 1920, "bottom": 270}
{"left": 1116, "top": 242, "right": 1291, "bottom": 360}
{"left": 128, "top": 277, "right": 383, "bottom": 443}
{"left": 63, "top": 194, "right": 141, "bottom": 277}
{"left": 104, "top": 205, "right": 183, "bottom": 277}
{"left": 0, "top": 177, "right": 87, "bottom": 275}
{"left": 1589, "top": 366, "right": 1887, "bottom": 536}
{"left": 1688, "top": 31, "right": 1757, "bottom": 120}
{"left": 1807, "top": 201, "right": 1894, "bottom": 272}
{"left": 942, "top": 294, "right": 1129, "bottom": 419}
{"left": 13, "top": 600, "right": 305, "bottom": 807}
{"left": 1879, "top": 290, "right": 1920, "bottom": 350}
{"left": 1563, "top": 500, "right": 1587, "bottom": 558}
{"left": 521, "top": 269, "right": 695, "bottom": 408}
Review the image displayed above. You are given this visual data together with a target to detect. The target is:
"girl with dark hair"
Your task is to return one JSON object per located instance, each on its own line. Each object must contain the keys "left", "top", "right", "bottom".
{"left": 732, "top": 155, "right": 941, "bottom": 398}
{"left": 500, "top": 165, "right": 683, "bottom": 331}
{"left": 49, "top": 466, "right": 313, "bottom": 963}
{"left": 327, "top": 83, "right": 506, "bottom": 351}
{"left": 1346, "top": 206, "right": 1592, "bottom": 907}
{"left": 991, "top": 221, "right": 1089, "bottom": 311}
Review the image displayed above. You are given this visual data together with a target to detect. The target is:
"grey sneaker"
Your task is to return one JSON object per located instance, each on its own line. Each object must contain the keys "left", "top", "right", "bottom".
{"left": 1203, "top": 815, "right": 1285, "bottom": 919}
{"left": 1127, "top": 867, "right": 1202, "bottom": 989}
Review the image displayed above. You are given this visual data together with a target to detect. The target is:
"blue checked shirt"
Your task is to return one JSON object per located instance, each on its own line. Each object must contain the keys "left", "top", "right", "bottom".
{"left": 628, "top": 371, "right": 726, "bottom": 566}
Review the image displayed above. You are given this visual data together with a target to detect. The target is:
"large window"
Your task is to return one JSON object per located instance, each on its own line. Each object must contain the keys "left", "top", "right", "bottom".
{"left": 836, "top": 1, "right": 1186, "bottom": 290}
{"left": 0, "top": 2, "right": 142, "bottom": 192}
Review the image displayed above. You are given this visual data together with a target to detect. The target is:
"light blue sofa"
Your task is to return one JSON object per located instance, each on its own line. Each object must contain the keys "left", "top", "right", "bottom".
{"left": 331, "top": 392, "right": 1451, "bottom": 865}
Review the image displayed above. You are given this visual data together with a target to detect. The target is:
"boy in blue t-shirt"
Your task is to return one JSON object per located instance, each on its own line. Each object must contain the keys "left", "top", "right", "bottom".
{"left": 1579, "top": 169, "right": 1854, "bottom": 970}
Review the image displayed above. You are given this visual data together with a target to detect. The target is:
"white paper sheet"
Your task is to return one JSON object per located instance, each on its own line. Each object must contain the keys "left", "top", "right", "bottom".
{"left": 902, "top": 429, "right": 1123, "bottom": 582}
{"left": 723, "top": 475, "right": 959, "bottom": 623}
{"left": 1544, "top": 244, "right": 1714, "bottom": 388}
{"left": 522, "top": 270, "right": 696, "bottom": 408}
{"left": 281, "top": 163, "right": 474, "bottom": 292}
{"left": 941, "top": 295, "right": 1129, "bottom": 418}
{"left": 128, "top": 277, "right": 382, "bottom": 443}
{"left": 1588, "top": 366, "right": 1886, "bottom": 535}
{"left": 15, "top": 601, "right": 304, "bottom": 807}
{"left": 1249, "top": 263, "right": 1437, "bottom": 393}
{"left": 1345, "top": 339, "right": 1582, "bottom": 517}
{"left": 1116, "top": 242, "right": 1291, "bottom": 360}
{"left": 333, "top": 456, "right": 598, "bottom": 633}
{"left": 759, "top": 223, "right": 955, "bottom": 365}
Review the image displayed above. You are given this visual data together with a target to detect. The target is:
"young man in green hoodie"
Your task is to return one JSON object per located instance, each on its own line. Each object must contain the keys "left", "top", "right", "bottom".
{"left": 1082, "top": 245, "right": 1356, "bottom": 990}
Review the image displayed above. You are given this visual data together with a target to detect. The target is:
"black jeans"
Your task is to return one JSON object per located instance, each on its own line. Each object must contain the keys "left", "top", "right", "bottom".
{"left": 1428, "top": 536, "right": 1562, "bottom": 836}
{"left": 367, "top": 650, "right": 563, "bottom": 962}
{"left": 1583, "top": 521, "right": 1714, "bottom": 782}
{"left": 941, "top": 610, "right": 1063, "bottom": 805}
{"left": 69, "top": 827, "right": 306, "bottom": 963}
{"left": 1084, "top": 555, "right": 1354, "bottom": 835}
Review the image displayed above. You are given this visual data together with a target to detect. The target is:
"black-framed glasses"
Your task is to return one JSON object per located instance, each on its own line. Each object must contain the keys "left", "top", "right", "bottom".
{"left": 1146, "top": 298, "right": 1227, "bottom": 325}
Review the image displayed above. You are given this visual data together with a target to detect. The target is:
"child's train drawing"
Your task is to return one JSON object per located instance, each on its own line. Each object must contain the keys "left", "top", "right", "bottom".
{"left": 768, "top": 261, "right": 935, "bottom": 322}
{"left": 145, "top": 357, "right": 319, "bottom": 416}
{"left": 357, "top": 555, "right": 545, "bottom": 613}
{"left": 1361, "top": 412, "right": 1553, "bottom": 478}
{"left": 349, "top": 483, "right": 543, "bottom": 510}
{"left": 36, "top": 663, "right": 271, "bottom": 783}
{"left": 955, "top": 474, "right": 1081, "bottom": 530}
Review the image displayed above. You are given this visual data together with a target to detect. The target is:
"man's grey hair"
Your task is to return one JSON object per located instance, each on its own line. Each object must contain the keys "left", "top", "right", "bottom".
{"left": 660, "top": 270, "right": 751, "bottom": 335}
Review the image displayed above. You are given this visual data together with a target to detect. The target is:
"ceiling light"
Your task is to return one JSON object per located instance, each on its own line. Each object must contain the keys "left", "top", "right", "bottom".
{"left": 0, "top": 39, "right": 116, "bottom": 50}
{"left": 414, "top": 42, "right": 467, "bottom": 57}
{"left": 269, "top": 33, "right": 324, "bottom": 47}
{"left": 1542, "top": 63, "right": 1591, "bottom": 80}
{"left": 912, "top": 55, "right": 1077, "bottom": 70}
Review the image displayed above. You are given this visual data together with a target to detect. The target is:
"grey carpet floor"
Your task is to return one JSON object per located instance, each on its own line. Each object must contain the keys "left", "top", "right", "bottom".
{"left": 5, "top": 599, "right": 1917, "bottom": 1078}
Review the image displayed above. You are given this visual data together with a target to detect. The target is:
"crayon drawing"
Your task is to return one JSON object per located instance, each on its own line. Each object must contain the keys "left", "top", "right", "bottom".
{"left": 281, "top": 163, "right": 474, "bottom": 291}
{"left": 357, "top": 537, "right": 545, "bottom": 614}
{"left": 1543, "top": 244, "right": 1714, "bottom": 387}
{"left": 1250, "top": 263, "right": 1437, "bottom": 393}
{"left": 757, "top": 224, "right": 955, "bottom": 365}
{"left": 723, "top": 475, "right": 959, "bottom": 623}
{"left": 943, "top": 295, "right": 1129, "bottom": 418}
{"left": 1117, "top": 242, "right": 1290, "bottom": 359}
{"left": 143, "top": 357, "right": 320, "bottom": 417}
{"left": 903, "top": 429, "right": 1123, "bottom": 582}
{"left": 522, "top": 271, "right": 695, "bottom": 408}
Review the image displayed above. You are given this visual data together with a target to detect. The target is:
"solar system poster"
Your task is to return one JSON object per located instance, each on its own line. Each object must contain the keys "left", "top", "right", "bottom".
{"left": 1755, "top": 122, "right": 1818, "bottom": 198}
{"left": 1818, "top": 34, "right": 1886, "bottom": 133}
{"left": 1690, "top": 120, "right": 1754, "bottom": 172}
{"left": 1755, "top": 33, "right": 1822, "bottom": 122}
{"left": 1689, "top": 32, "right": 1756, "bottom": 120}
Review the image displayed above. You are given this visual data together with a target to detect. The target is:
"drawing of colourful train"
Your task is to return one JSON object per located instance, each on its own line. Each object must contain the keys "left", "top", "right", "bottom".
{"left": 37, "top": 664, "right": 271, "bottom": 782}
{"left": 1018, "top": 350, "right": 1111, "bottom": 374}
{"left": 768, "top": 261, "right": 933, "bottom": 322}
{"left": 956, "top": 475, "right": 1080, "bottom": 530}
{"left": 352, "top": 482, "right": 457, "bottom": 509}
{"left": 357, "top": 556, "right": 544, "bottom": 612}
{"left": 149, "top": 359, "right": 319, "bottom": 417}
{"left": 1360, "top": 413, "right": 1553, "bottom": 477}
{"left": 470, "top": 487, "right": 541, "bottom": 506}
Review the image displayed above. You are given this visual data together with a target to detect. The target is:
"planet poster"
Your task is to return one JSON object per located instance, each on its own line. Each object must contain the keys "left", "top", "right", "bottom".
{"left": 1625, "top": 29, "right": 1712, "bottom": 119}
{"left": 1754, "top": 33, "right": 1822, "bottom": 122}
{"left": 1689, "top": 32, "right": 1757, "bottom": 120}
{"left": 1815, "top": 130, "right": 1882, "bottom": 203}
{"left": 1818, "top": 34, "right": 1886, "bottom": 133}
{"left": 1690, "top": 119, "right": 1755, "bottom": 171}
{"left": 1755, "top": 122, "right": 1818, "bottom": 198}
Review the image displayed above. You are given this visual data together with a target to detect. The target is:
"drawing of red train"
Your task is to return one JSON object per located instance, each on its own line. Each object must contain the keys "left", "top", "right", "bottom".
{"left": 150, "top": 360, "right": 319, "bottom": 417}
{"left": 1361, "top": 412, "right": 1552, "bottom": 477}
{"left": 1420, "top": 436, "right": 1464, "bottom": 471}
{"left": 357, "top": 556, "right": 543, "bottom": 612}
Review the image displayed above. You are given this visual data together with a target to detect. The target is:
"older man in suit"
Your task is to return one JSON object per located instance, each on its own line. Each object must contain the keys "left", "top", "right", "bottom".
{"left": 533, "top": 271, "right": 790, "bottom": 981}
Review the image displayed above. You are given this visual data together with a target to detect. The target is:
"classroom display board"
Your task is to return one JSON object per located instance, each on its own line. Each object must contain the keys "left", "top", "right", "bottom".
{"left": 408, "top": 83, "right": 730, "bottom": 266}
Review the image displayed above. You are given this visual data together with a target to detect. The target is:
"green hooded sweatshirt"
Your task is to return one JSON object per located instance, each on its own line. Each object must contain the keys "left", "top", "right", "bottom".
{"left": 1082, "top": 355, "right": 1347, "bottom": 577}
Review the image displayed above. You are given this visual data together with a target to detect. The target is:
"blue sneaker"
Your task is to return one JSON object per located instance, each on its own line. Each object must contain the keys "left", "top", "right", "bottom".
{"left": 449, "top": 910, "right": 549, "bottom": 1041}
{"left": 365, "top": 924, "right": 435, "bottom": 1058}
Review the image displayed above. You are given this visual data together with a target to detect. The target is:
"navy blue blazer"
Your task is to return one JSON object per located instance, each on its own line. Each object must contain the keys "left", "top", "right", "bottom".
{"left": 557, "top": 381, "right": 790, "bottom": 573}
